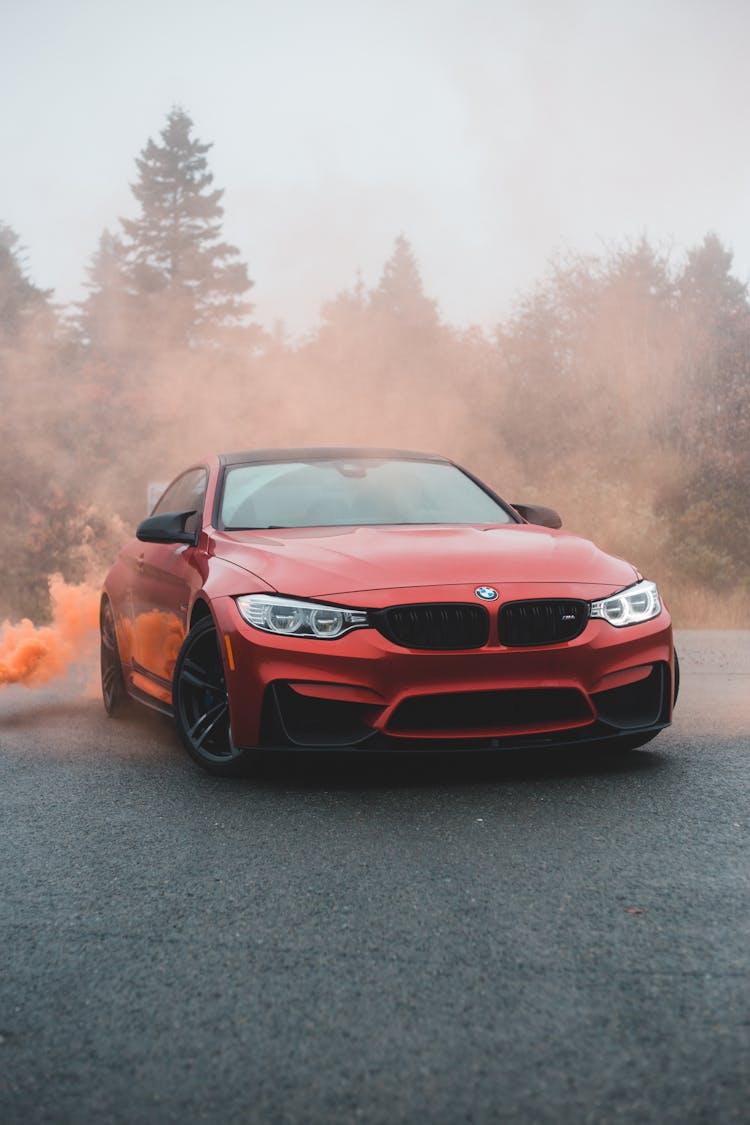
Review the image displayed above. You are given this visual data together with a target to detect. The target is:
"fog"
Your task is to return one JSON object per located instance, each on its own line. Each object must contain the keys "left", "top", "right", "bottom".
{"left": 2, "top": 1, "right": 750, "bottom": 334}
{"left": 1, "top": 2, "right": 749, "bottom": 694}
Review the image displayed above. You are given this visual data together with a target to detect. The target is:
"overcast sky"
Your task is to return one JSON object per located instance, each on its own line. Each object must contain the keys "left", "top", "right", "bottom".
{"left": 2, "top": 0, "right": 749, "bottom": 335}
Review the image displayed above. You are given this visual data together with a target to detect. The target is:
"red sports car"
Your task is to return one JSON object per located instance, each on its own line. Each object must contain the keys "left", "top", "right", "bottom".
{"left": 100, "top": 449, "right": 677, "bottom": 773}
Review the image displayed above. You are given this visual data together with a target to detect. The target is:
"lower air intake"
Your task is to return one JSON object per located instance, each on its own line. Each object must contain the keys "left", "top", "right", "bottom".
{"left": 387, "top": 688, "right": 592, "bottom": 734}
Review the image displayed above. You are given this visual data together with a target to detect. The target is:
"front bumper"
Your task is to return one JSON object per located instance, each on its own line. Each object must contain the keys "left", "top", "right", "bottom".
{"left": 209, "top": 592, "right": 675, "bottom": 750}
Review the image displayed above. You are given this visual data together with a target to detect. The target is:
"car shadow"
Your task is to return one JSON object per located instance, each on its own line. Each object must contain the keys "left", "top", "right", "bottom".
{"left": 232, "top": 740, "right": 671, "bottom": 792}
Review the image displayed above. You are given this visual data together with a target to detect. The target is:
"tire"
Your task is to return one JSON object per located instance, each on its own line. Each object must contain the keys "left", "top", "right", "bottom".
{"left": 100, "top": 597, "right": 130, "bottom": 715}
{"left": 172, "top": 616, "right": 252, "bottom": 775}
{"left": 673, "top": 649, "right": 680, "bottom": 706}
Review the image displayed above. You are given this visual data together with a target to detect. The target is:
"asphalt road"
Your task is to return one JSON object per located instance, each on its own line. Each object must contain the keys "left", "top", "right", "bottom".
{"left": 1, "top": 631, "right": 748, "bottom": 1125}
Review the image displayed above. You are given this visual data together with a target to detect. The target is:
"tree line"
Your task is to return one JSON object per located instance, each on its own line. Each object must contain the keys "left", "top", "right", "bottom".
{"left": 1, "top": 107, "right": 748, "bottom": 625}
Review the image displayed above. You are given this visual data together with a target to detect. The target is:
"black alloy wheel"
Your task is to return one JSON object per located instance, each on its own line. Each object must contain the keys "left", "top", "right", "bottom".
{"left": 173, "top": 616, "right": 249, "bottom": 774}
{"left": 100, "top": 597, "right": 129, "bottom": 715}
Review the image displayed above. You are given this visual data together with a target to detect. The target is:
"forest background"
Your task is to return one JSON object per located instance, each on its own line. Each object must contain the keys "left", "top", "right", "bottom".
{"left": 1, "top": 108, "right": 748, "bottom": 628}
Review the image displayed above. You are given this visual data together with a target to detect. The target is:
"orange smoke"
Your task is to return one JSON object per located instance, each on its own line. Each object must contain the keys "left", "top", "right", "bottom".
{"left": 0, "top": 575, "right": 100, "bottom": 687}
{"left": 119, "top": 610, "right": 183, "bottom": 683}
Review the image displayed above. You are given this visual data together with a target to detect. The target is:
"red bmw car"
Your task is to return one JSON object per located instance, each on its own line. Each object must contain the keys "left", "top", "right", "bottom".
{"left": 101, "top": 449, "right": 677, "bottom": 773}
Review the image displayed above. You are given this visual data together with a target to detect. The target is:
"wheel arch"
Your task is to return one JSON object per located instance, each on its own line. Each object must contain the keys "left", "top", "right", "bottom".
{"left": 190, "top": 597, "right": 214, "bottom": 631}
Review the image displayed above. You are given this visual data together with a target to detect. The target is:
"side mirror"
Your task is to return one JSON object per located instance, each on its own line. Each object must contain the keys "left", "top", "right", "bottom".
{"left": 136, "top": 510, "right": 198, "bottom": 545}
{"left": 513, "top": 503, "right": 562, "bottom": 529}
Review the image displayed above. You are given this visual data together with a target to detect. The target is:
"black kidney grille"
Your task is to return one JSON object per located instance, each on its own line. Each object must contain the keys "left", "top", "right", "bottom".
{"left": 375, "top": 603, "right": 489, "bottom": 650}
{"left": 498, "top": 600, "right": 589, "bottom": 646}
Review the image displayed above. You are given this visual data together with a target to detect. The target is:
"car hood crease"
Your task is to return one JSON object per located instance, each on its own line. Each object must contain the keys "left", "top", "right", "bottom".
{"left": 210, "top": 524, "right": 637, "bottom": 598}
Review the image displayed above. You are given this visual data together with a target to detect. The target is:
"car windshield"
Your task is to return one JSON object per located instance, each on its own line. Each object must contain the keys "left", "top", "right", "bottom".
{"left": 220, "top": 458, "right": 515, "bottom": 529}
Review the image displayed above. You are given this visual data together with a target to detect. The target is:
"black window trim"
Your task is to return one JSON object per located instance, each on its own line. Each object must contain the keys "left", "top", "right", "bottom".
{"left": 153, "top": 465, "right": 210, "bottom": 529}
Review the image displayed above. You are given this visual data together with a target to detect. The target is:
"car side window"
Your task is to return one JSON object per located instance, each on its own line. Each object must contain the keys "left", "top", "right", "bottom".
{"left": 152, "top": 468, "right": 208, "bottom": 534}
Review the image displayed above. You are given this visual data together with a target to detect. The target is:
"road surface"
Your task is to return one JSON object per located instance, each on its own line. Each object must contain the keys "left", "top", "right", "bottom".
{"left": 1, "top": 630, "right": 748, "bottom": 1124}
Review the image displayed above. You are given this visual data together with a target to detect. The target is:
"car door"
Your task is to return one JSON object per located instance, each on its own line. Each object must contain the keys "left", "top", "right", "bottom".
{"left": 129, "top": 467, "right": 208, "bottom": 693}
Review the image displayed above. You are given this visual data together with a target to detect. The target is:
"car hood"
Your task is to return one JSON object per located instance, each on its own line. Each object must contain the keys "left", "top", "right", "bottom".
{"left": 210, "top": 524, "right": 638, "bottom": 599}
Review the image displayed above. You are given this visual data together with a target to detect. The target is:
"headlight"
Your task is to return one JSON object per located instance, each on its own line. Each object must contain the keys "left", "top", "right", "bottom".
{"left": 590, "top": 580, "right": 661, "bottom": 627}
{"left": 235, "top": 594, "right": 369, "bottom": 639}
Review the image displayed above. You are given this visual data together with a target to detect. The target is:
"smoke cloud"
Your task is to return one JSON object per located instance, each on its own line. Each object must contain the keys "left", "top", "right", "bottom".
{"left": 1, "top": 207, "right": 748, "bottom": 713}
{"left": 0, "top": 576, "right": 99, "bottom": 687}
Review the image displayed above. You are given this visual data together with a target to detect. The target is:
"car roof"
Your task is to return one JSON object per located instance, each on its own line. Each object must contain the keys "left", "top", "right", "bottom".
{"left": 219, "top": 448, "right": 451, "bottom": 467}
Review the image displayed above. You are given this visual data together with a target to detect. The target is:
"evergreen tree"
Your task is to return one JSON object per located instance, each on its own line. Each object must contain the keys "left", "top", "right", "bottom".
{"left": 672, "top": 233, "right": 749, "bottom": 458}
{"left": 678, "top": 232, "right": 747, "bottom": 321}
{"left": 119, "top": 107, "right": 254, "bottom": 346}
{"left": 0, "top": 226, "right": 95, "bottom": 620}
{"left": 77, "top": 228, "right": 133, "bottom": 357}
{"left": 0, "top": 223, "right": 51, "bottom": 337}
{"left": 659, "top": 234, "right": 750, "bottom": 586}
{"left": 370, "top": 234, "right": 438, "bottom": 327}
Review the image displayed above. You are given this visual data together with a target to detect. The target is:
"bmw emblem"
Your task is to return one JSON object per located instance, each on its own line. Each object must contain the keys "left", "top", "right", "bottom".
{"left": 475, "top": 586, "right": 499, "bottom": 602}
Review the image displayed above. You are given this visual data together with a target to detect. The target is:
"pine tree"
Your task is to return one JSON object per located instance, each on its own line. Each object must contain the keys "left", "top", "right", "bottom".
{"left": 119, "top": 107, "right": 254, "bottom": 347}
{"left": 0, "top": 226, "right": 92, "bottom": 621}
{"left": 678, "top": 232, "right": 747, "bottom": 321}
{"left": 0, "top": 223, "right": 51, "bottom": 337}
{"left": 370, "top": 235, "right": 438, "bottom": 327}
{"left": 673, "top": 234, "right": 749, "bottom": 457}
{"left": 660, "top": 234, "right": 750, "bottom": 586}
{"left": 77, "top": 228, "right": 133, "bottom": 356}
